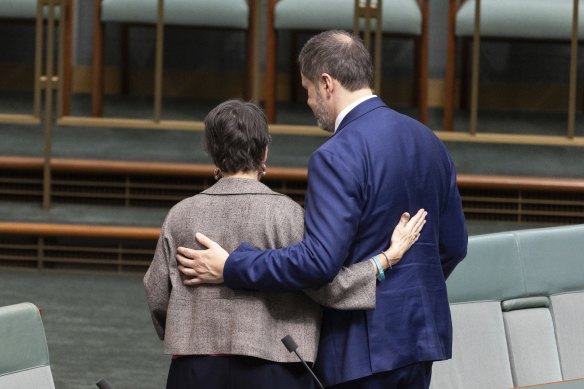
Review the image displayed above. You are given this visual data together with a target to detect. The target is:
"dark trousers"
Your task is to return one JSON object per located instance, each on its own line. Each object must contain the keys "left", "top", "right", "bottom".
{"left": 166, "top": 355, "right": 316, "bottom": 389}
{"left": 327, "top": 361, "right": 433, "bottom": 389}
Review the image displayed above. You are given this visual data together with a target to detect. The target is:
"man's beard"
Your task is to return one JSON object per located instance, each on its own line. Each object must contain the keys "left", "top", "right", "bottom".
{"left": 314, "top": 92, "right": 335, "bottom": 133}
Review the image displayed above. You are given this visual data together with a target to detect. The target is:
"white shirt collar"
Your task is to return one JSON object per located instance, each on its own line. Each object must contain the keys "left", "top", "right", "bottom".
{"left": 334, "top": 95, "right": 377, "bottom": 133}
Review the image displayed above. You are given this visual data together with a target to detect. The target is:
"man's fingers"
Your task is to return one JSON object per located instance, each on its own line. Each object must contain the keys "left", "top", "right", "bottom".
{"left": 176, "top": 253, "right": 195, "bottom": 267}
{"left": 177, "top": 246, "right": 198, "bottom": 260}
{"left": 195, "top": 232, "right": 217, "bottom": 249}
{"left": 177, "top": 264, "right": 199, "bottom": 277}
{"left": 183, "top": 277, "right": 202, "bottom": 286}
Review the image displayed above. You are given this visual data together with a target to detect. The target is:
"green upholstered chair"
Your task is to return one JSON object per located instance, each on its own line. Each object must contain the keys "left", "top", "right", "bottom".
{"left": 0, "top": 302, "right": 55, "bottom": 389}
{"left": 431, "top": 224, "right": 584, "bottom": 388}
{"left": 0, "top": 0, "right": 52, "bottom": 18}
{"left": 91, "top": 0, "right": 257, "bottom": 117}
{"left": 0, "top": 0, "right": 72, "bottom": 116}
{"left": 264, "top": 0, "right": 429, "bottom": 124}
{"left": 444, "top": 0, "right": 584, "bottom": 131}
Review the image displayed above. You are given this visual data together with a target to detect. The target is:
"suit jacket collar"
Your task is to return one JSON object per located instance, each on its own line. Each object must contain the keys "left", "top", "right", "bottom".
{"left": 334, "top": 96, "right": 387, "bottom": 136}
{"left": 201, "top": 176, "right": 280, "bottom": 196}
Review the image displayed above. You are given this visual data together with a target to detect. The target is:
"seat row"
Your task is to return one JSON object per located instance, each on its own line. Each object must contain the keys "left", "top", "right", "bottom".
{"left": 432, "top": 224, "right": 584, "bottom": 388}
{"left": 1, "top": 1, "right": 583, "bottom": 129}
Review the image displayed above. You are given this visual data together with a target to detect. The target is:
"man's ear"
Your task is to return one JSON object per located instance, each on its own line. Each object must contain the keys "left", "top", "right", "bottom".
{"left": 320, "top": 73, "right": 335, "bottom": 96}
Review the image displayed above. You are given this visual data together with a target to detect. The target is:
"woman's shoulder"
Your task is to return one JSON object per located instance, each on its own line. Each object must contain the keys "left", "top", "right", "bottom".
{"left": 263, "top": 190, "right": 303, "bottom": 212}
{"left": 163, "top": 193, "right": 205, "bottom": 220}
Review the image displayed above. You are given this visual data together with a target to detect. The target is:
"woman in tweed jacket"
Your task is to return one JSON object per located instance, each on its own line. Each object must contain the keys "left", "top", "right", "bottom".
{"left": 144, "top": 100, "right": 425, "bottom": 389}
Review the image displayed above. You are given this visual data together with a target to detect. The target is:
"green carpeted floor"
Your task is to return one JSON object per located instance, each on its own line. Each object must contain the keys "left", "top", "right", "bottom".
{"left": 0, "top": 270, "right": 169, "bottom": 389}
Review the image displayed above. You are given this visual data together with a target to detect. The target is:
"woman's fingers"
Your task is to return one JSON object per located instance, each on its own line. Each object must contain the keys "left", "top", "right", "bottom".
{"left": 399, "top": 212, "right": 411, "bottom": 227}
{"left": 408, "top": 209, "right": 427, "bottom": 235}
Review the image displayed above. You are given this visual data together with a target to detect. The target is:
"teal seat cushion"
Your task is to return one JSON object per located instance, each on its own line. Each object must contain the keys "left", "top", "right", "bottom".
{"left": 0, "top": 0, "right": 60, "bottom": 20}
{"left": 503, "top": 308, "right": 563, "bottom": 387}
{"left": 456, "top": 0, "right": 584, "bottom": 40}
{"left": 0, "top": 367, "right": 55, "bottom": 389}
{"left": 101, "top": 0, "right": 249, "bottom": 28}
{"left": 550, "top": 292, "right": 584, "bottom": 380}
{"left": 275, "top": 0, "right": 422, "bottom": 35}
{"left": 0, "top": 302, "right": 50, "bottom": 377}
{"left": 430, "top": 302, "right": 514, "bottom": 389}
{"left": 446, "top": 232, "right": 525, "bottom": 303}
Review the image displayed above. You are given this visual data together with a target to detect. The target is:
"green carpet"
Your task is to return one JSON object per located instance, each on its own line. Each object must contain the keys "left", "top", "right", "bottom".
{"left": 0, "top": 270, "right": 169, "bottom": 389}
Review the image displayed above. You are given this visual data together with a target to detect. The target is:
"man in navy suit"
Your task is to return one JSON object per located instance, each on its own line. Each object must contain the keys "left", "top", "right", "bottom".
{"left": 177, "top": 30, "right": 468, "bottom": 388}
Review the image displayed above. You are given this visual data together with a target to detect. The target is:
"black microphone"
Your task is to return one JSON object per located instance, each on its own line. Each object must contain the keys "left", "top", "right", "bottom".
{"left": 281, "top": 335, "right": 324, "bottom": 389}
{"left": 95, "top": 378, "right": 114, "bottom": 389}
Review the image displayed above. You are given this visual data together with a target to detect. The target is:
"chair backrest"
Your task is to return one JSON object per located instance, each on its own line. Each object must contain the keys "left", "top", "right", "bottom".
{"left": 0, "top": 0, "right": 37, "bottom": 19}
{"left": 0, "top": 0, "right": 61, "bottom": 20}
{"left": 100, "top": 0, "right": 249, "bottom": 28}
{"left": 0, "top": 302, "right": 55, "bottom": 389}
{"left": 456, "top": 0, "right": 584, "bottom": 40}
{"left": 274, "top": 0, "right": 422, "bottom": 35}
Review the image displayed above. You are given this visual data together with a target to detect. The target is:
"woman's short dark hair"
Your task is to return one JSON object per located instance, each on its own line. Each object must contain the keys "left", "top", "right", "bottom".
{"left": 204, "top": 99, "right": 271, "bottom": 174}
{"left": 298, "top": 30, "right": 373, "bottom": 91}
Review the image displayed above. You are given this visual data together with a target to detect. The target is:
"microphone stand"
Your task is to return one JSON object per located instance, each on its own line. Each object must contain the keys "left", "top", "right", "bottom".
{"left": 281, "top": 335, "right": 324, "bottom": 389}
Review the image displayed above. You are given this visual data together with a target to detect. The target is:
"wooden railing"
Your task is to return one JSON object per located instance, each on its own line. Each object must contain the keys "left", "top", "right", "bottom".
{"left": 0, "top": 222, "right": 159, "bottom": 240}
{"left": 1, "top": 157, "right": 584, "bottom": 272}
{"left": 2, "top": 156, "right": 584, "bottom": 222}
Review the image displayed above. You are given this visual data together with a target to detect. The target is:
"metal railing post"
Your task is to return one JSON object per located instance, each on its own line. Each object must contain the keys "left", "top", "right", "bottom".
{"left": 154, "top": 0, "right": 165, "bottom": 122}
{"left": 42, "top": 0, "right": 57, "bottom": 210}
{"left": 568, "top": 0, "right": 579, "bottom": 139}
{"left": 469, "top": 0, "right": 481, "bottom": 135}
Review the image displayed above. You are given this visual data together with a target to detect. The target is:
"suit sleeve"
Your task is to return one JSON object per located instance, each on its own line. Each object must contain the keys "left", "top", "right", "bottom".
{"left": 224, "top": 149, "right": 364, "bottom": 292}
{"left": 143, "top": 221, "right": 172, "bottom": 340}
{"left": 439, "top": 160, "right": 468, "bottom": 279}
{"left": 303, "top": 260, "right": 376, "bottom": 310}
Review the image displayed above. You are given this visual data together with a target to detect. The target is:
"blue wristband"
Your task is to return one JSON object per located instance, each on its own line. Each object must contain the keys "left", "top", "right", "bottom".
{"left": 372, "top": 255, "right": 385, "bottom": 282}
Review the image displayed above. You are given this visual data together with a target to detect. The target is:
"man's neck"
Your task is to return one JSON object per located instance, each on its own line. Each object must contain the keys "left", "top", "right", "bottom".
{"left": 333, "top": 89, "right": 376, "bottom": 132}
{"left": 334, "top": 88, "right": 374, "bottom": 118}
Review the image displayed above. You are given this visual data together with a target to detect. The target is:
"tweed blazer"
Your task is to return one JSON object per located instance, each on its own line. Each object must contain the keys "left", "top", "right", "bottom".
{"left": 144, "top": 177, "right": 375, "bottom": 363}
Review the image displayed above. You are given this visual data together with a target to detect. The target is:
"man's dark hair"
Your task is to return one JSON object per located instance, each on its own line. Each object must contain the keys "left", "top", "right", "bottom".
{"left": 298, "top": 30, "right": 373, "bottom": 91}
{"left": 204, "top": 99, "right": 271, "bottom": 174}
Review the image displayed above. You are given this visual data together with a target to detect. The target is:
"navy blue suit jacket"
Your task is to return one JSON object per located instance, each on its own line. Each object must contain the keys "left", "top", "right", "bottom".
{"left": 224, "top": 97, "right": 468, "bottom": 386}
